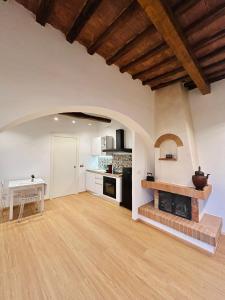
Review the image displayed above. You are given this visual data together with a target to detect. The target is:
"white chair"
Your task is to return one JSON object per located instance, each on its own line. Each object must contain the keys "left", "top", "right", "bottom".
{"left": 16, "top": 187, "right": 42, "bottom": 222}
{"left": 0, "top": 181, "right": 7, "bottom": 222}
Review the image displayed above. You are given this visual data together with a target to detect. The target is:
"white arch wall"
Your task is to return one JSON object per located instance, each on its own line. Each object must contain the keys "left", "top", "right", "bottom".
{"left": 0, "top": 1, "right": 155, "bottom": 220}
{"left": 0, "top": 0, "right": 154, "bottom": 144}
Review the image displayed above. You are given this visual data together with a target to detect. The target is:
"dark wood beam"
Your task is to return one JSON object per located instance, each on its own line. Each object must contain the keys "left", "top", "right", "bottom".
{"left": 142, "top": 67, "right": 185, "bottom": 86}
{"left": 174, "top": 0, "right": 200, "bottom": 15}
{"left": 132, "top": 56, "right": 177, "bottom": 80}
{"left": 204, "top": 58, "right": 225, "bottom": 74}
{"left": 66, "top": 0, "right": 101, "bottom": 43}
{"left": 121, "top": 12, "right": 225, "bottom": 78}
{"left": 60, "top": 113, "right": 111, "bottom": 123}
{"left": 185, "top": 73, "right": 225, "bottom": 90}
{"left": 193, "top": 29, "right": 225, "bottom": 52}
{"left": 150, "top": 76, "right": 189, "bottom": 90}
{"left": 185, "top": 3, "right": 225, "bottom": 36}
{"left": 36, "top": 0, "right": 54, "bottom": 26}
{"left": 133, "top": 29, "right": 225, "bottom": 81}
{"left": 87, "top": 0, "right": 138, "bottom": 55}
{"left": 137, "top": 0, "right": 210, "bottom": 95}
{"left": 199, "top": 45, "right": 225, "bottom": 66}
{"left": 120, "top": 43, "right": 169, "bottom": 73}
{"left": 106, "top": 26, "right": 155, "bottom": 65}
{"left": 106, "top": 0, "right": 199, "bottom": 66}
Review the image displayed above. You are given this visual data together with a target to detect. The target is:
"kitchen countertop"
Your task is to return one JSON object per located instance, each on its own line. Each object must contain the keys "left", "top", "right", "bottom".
{"left": 86, "top": 169, "right": 123, "bottom": 178}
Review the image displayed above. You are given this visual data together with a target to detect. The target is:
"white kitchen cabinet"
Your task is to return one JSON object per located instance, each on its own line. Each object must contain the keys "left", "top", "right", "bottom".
{"left": 91, "top": 136, "right": 113, "bottom": 156}
{"left": 86, "top": 171, "right": 95, "bottom": 192}
{"left": 93, "top": 174, "right": 103, "bottom": 194}
{"left": 85, "top": 171, "right": 103, "bottom": 195}
{"left": 91, "top": 137, "right": 102, "bottom": 156}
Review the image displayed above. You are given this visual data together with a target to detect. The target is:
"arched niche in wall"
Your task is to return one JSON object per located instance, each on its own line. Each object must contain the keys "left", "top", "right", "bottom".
{"left": 154, "top": 134, "right": 183, "bottom": 161}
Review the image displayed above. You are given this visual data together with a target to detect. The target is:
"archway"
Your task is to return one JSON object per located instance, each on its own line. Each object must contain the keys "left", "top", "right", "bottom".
{"left": 0, "top": 105, "right": 154, "bottom": 220}
{"left": 1, "top": 105, "right": 153, "bottom": 149}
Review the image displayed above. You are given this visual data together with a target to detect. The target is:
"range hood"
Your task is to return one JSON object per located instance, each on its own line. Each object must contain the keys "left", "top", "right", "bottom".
{"left": 103, "top": 129, "right": 132, "bottom": 153}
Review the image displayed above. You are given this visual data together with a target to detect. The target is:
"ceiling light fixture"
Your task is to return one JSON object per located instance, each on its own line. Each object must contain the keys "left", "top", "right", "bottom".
{"left": 54, "top": 117, "right": 59, "bottom": 121}
{"left": 88, "top": 123, "right": 92, "bottom": 126}
{"left": 72, "top": 120, "right": 76, "bottom": 124}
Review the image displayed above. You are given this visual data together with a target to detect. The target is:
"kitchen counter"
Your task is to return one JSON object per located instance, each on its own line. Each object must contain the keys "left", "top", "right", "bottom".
{"left": 86, "top": 169, "right": 123, "bottom": 178}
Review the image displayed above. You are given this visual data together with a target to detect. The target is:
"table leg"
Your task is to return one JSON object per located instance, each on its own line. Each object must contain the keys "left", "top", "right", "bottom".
{"left": 9, "top": 190, "right": 14, "bottom": 221}
{"left": 39, "top": 186, "right": 44, "bottom": 213}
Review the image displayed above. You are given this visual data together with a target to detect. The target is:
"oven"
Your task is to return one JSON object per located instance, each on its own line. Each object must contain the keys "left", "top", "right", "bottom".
{"left": 103, "top": 176, "right": 116, "bottom": 199}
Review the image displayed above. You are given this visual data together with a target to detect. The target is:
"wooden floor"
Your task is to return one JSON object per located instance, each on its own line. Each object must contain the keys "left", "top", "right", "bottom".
{"left": 1, "top": 193, "right": 225, "bottom": 300}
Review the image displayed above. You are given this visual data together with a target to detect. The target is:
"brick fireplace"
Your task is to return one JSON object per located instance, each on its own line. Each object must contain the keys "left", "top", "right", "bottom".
{"left": 139, "top": 180, "right": 223, "bottom": 252}
{"left": 143, "top": 180, "right": 212, "bottom": 223}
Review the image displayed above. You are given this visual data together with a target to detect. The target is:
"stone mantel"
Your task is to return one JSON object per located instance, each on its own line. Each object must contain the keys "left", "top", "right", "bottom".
{"left": 141, "top": 180, "right": 212, "bottom": 200}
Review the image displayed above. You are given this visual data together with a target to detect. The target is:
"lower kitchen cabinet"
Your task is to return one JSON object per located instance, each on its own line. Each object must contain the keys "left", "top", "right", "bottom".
{"left": 86, "top": 171, "right": 103, "bottom": 195}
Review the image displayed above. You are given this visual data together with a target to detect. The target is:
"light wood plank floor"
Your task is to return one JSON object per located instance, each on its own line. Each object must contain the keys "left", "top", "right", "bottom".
{"left": 1, "top": 192, "right": 225, "bottom": 300}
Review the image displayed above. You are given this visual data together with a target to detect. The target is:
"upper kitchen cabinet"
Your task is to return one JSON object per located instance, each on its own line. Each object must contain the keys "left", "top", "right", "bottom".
{"left": 91, "top": 136, "right": 113, "bottom": 156}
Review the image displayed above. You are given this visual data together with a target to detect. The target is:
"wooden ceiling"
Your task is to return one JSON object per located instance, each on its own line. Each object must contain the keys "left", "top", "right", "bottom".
{"left": 12, "top": 0, "right": 225, "bottom": 94}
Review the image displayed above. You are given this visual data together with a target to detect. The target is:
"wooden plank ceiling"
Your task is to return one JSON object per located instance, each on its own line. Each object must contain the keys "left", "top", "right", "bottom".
{"left": 13, "top": 0, "right": 225, "bottom": 94}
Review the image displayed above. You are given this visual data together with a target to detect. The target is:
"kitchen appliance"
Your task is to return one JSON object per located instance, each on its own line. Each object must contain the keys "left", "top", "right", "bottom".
{"left": 103, "top": 129, "right": 132, "bottom": 153}
{"left": 103, "top": 176, "right": 116, "bottom": 199}
{"left": 146, "top": 172, "right": 155, "bottom": 181}
{"left": 120, "top": 167, "right": 132, "bottom": 210}
{"left": 106, "top": 164, "right": 112, "bottom": 173}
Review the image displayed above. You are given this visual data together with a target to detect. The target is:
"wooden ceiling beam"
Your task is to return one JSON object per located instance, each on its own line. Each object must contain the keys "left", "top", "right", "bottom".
{"left": 60, "top": 113, "right": 111, "bottom": 123}
{"left": 185, "top": 73, "right": 225, "bottom": 90}
{"left": 137, "top": 0, "right": 210, "bottom": 95}
{"left": 150, "top": 76, "right": 189, "bottom": 90}
{"left": 36, "top": 0, "right": 54, "bottom": 26}
{"left": 204, "top": 58, "right": 225, "bottom": 74}
{"left": 133, "top": 28, "right": 225, "bottom": 81}
{"left": 193, "top": 29, "right": 225, "bottom": 52}
{"left": 132, "top": 56, "right": 177, "bottom": 79}
{"left": 185, "top": 3, "right": 225, "bottom": 36}
{"left": 174, "top": 0, "right": 200, "bottom": 15}
{"left": 120, "top": 13, "right": 225, "bottom": 77}
{"left": 199, "top": 45, "right": 225, "bottom": 65}
{"left": 142, "top": 67, "right": 185, "bottom": 86}
{"left": 88, "top": 0, "right": 138, "bottom": 55}
{"left": 106, "top": 26, "right": 155, "bottom": 65}
{"left": 66, "top": 0, "right": 101, "bottom": 43}
{"left": 106, "top": 0, "right": 198, "bottom": 66}
{"left": 120, "top": 43, "right": 169, "bottom": 73}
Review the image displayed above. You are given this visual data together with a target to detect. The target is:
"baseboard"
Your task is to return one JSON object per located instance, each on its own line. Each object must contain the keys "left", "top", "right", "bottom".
{"left": 138, "top": 214, "right": 216, "bottom": 255}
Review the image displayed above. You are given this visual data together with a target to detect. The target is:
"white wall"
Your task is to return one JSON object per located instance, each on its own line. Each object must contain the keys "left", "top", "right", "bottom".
{"left": 189, "top": 79, "right": 225, "bottom": 231}
{"left": 132, "top": 132, "right": 153, "bottom": 220}
{"left": 0, "top": 0, "right": 154, "bottom": 148}
{"left": 154, "top": 84, "right": 198, "bottom": 186}
{"left": 0, "top": 1, "right": 155, "bottom": 218}
{"left": 0, "top": 115, "right": 100, "bottom": 198}
{"left": 0, "top": 115, "right": 134, "bottom": 200}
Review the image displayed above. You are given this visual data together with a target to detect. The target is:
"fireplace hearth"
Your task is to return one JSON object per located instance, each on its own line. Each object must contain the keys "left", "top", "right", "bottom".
{"left": 159, "top": 191, "right": 192, "bottom": 220}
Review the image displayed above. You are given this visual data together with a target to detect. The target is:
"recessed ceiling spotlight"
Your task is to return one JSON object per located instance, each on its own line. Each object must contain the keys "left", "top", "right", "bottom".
{"left": 72, "top": 120, "right": 76, "bottom": 124}
{"left": 54, "top": 116, "right": 59, "bottom": 121}
{"left": 88, "top": 123, "right": 92, "bottom": 126}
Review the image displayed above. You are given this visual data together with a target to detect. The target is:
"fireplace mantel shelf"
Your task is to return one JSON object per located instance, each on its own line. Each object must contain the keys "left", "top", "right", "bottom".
{"left": 141, "top": 180, "right": 212, "bottom": 200}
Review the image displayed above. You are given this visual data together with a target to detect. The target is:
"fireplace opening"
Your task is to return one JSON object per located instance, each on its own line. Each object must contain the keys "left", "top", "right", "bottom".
{"left": 159, "top": 191, "right": 192, "bottom": 220}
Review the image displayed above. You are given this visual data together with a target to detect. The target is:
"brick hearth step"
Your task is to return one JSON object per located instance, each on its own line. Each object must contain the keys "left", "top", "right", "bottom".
{"left": 138, "top": 202, "right": 222, "bottom": 247}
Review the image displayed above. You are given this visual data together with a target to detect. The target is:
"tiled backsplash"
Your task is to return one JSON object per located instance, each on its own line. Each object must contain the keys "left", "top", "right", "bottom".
{"left": 112, "top": 154, "right": 132, "bottom": 173}
{"left": 98, "top": 154, "right": 132, "bottom": 172}
{"left": 98, "top": 156, "right": 112, "bottom": 170}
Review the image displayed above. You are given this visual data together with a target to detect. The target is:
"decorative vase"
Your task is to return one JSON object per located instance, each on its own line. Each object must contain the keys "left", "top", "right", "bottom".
{"left": 192, "top": 166, "right": 210, "bottom": 190}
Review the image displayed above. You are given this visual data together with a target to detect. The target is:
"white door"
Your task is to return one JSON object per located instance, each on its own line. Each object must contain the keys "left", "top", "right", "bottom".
{"left": 51, "top": 136, "right": 78, "bottom": 198}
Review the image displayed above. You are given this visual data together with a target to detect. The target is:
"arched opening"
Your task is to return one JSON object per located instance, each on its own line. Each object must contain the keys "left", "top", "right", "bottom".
{"left": 0, "top": 106, "right": 154, "bottom": 221}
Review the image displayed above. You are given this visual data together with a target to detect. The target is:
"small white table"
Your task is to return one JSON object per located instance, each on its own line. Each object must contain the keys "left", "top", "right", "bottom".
{"left": 8, "top": 178, "right": 46, "bottom": 221}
